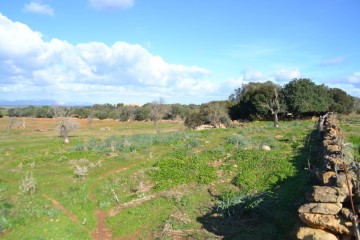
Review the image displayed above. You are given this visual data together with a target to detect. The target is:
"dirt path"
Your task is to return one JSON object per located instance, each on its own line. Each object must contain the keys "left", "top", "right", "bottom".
{"left": 92, "top": 210, "right": 113, "bottom": 240}
{"left": 43, "top": 165, "right": 138, "bottom": 240}
{"left": 89, "top": 166, "right": 132, "bottom": 240}
{"left": 42, "top": 194, "right": 90, "bottom": 233}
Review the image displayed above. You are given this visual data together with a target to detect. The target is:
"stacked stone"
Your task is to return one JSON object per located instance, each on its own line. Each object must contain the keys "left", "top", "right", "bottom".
{"left": 297, "top": 113, "right": 358, "bottom": 240}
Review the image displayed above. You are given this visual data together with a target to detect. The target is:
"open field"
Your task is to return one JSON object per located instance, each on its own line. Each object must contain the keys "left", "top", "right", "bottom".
{"left": 1, "top": 115, "right": 358, "bottom": 239}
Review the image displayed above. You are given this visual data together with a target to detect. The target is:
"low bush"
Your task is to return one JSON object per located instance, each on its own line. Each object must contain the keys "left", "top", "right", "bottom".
{"left": 215, "top": 191, "right": 270, "bottom": 221}
{"left": 226, "top": 134, "right": 252, "bottom": 148}
{"left": 19, "top": 172, "right": 37, "bottom": 195}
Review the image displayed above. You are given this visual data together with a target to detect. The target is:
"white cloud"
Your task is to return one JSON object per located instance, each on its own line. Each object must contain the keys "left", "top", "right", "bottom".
{"left": 23, "top": 1, "right": 54, "bottom": 16}
{"left": 272, "top": 68, "right": 301, "bottom": 83}
{"left": 348, "top": 72, "right": 360, "bottom": 83}
{"left": 89, "top": 0, "right": 134, "bottom": 10}
{"left": 0, "top": 13, "right": 217, "bottom": 104}
{"left": 235, "top": 68, "right": 301, "bottom": 85}
{"left": 244, "top": 70, "right": 266, "bottom": 82}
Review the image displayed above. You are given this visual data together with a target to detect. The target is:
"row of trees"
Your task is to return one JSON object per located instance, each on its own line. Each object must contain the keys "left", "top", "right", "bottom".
{"left": 4, "top": 101, "right": 232, "bottom": 129}
{"left": 2, "top": 78, "right": 358, "bottom": 129}
{"left": 6, "top": 103, "right": 198, "bottom": 121}
{"left": 229, "top": 78, "right": 356, "bottom": 122}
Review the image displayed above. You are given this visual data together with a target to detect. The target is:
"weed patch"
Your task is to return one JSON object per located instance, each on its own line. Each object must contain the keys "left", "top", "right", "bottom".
{"left": 151, "top": 152, "right": 216, "bottom": 190}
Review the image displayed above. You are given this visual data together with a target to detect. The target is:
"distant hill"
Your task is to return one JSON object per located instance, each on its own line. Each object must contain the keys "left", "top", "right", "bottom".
{"left": 0, "top": 99, "right": 92, "bottom": 107}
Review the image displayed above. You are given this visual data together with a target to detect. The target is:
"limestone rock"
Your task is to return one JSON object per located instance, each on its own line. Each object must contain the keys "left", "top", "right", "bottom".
{"left": 336, "top": 172, "right": 354, "bottom": 189}
{"left": 261, "top": 145, "right": 271, "bottom": 151}
{"left": 341, "top": 208, "right": 353, "bottom": 220}
{"left": 195, "top": 125, "right": 213, "bottom": 130}
{"left": 306, "top": 186, "right": 348, "bottom": 203}
{"left": 296, "top": 227, "right": 338, "bottom": 240}
{"left": 320, "top": 171, "right": 336, "bottom": 185}
{"left": 298, "top": 202, "right": 342, "bottom": 215}
{"left": 326, "top": 144, "right": 341, "bottom": 153}
{"left": 299, "top": 212, "right": 352, "bottom": 235}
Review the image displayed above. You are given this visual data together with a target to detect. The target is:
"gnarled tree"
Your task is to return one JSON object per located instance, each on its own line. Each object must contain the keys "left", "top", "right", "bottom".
{"left": 49, "top": 106, "right": 79, "bottom": 144}
{"left": 261, "top": 87, "right": 281, "bottom": 127}
{"left": 148, "top": 98, "right": 166, "bottom": 134}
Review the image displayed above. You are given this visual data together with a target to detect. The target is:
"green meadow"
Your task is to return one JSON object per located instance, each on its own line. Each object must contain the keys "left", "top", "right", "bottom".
{"left": 1, "top": 115, "right": 359, "bottom": 239}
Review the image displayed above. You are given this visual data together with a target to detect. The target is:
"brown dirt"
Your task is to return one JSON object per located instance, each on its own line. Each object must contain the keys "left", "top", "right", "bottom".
{"left": 42, "top": 194, "right": 90, "bottom": 232}
{"left": 89, "top": 166, "right": 132, "bottom": 240}
{"left": 92, "top": 210, "right": 113, "bottom": 240}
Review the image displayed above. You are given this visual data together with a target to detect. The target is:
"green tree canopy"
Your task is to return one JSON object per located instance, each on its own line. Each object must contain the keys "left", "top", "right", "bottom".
{"left": 282, "top": 78, "right": 330, "bottom": 116}
{"left": 229, "top": 81, "right": 282, "bottom": 120}
{"left": 328, "top": 88, "right": 354, "bottom": 114}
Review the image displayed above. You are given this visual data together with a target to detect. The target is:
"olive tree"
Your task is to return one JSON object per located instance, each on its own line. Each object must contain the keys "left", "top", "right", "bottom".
{"left": 148, "top": 98, "right": 166, "bottom": 133}
{"left": 49, "top": 106, "right": 79, "bottom": 144}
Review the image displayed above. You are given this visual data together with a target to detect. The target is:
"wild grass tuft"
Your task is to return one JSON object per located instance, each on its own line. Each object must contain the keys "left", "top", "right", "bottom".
{"left": 19, "top": 172, "right": 37, "bottom": 195}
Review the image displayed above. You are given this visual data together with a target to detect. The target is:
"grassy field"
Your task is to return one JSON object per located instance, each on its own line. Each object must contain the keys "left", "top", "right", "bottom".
{"left": 1, "top": 115, "right": 350, "bottom": 239}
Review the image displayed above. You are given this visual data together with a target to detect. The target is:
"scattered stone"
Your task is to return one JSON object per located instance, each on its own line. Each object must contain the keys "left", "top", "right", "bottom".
{"left": 296, "top": 227, "right": 338, "bottom": 240}
{"left": 261, "top": 145, "right": 271, "bottom": 151}
{"left": 107, "top": 152, "right": 118, "bottom": 157}
{"left": 195, "top": 125, "right": 214, "bottom": 130}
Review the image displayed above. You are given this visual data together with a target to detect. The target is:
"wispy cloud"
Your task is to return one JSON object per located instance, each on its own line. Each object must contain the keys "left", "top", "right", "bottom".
{"left": 320, "top": 56, "right": 345, "bottom": 66}
{"left": 88, "top": 0, "right": 134, "bottom": 11}
{"left": 23, "top": 1, "right": 54, "bottom": 16}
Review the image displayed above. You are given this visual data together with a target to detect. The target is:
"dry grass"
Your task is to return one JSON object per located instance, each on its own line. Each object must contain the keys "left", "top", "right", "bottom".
{"left": 0, "top": 116, "right": 184, "bottom": 138}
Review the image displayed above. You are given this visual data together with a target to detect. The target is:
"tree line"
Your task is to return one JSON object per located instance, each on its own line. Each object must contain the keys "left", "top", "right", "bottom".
{"left": 229, "top": 78, "right": 357, "bottom": 120}
{"left": 2, "top": 78, "right": 359, "bottom": 129}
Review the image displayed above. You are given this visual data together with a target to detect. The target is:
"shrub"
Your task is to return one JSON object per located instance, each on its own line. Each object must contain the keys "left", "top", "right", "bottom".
{"left": 184, "top": 112, "right": 207, "bottom": 129}
{"left": 215, "top": 191, "right": 270, "bottom": 221}
{"left": 226, "top": 134, "right": 252, "bottom": 148}
{"left": 184, "top": 139, "right": 201, "bottom": 149}
{"left": 19, "top": 172, "right": 37, "bottom": 195}
{"left": 74, "top": 165, "right": 88, "bottom": 178}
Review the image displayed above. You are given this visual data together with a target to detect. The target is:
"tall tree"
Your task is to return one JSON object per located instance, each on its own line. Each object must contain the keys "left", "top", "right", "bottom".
{"left": 229, "top": 81, "right": 282, "bottom": 120}
{"left": 262, "top": 88, "right": 281, "bottom": 127}
{"left": 282, "top": 78, "right": 330, "bottom": 116}
{"left": 328, "top": 88, "right": 354, "bottom": 114}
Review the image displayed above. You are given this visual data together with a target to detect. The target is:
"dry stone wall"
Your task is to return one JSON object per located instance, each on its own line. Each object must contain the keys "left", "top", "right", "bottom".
{"left": 297, "top": 112, "right": 360, "bottom": 240}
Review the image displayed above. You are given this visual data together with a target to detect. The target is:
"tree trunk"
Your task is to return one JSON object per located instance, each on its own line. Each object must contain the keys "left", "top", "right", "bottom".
{"left": 274, "top": 113, "right": 279, "bottom": 127}
{"left": 154, "top": 120, "right": 160, "bottom": 134}
{"left": 61, "top": 125, "right": 69, "bottom": 144}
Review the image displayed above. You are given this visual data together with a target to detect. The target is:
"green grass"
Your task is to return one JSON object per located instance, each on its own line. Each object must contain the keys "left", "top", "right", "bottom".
{"left": 0, "top": 116, "right": 336, "bottom": 239}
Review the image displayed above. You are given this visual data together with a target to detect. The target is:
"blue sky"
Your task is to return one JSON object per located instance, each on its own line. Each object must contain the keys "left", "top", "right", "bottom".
{"left": 0, "top": 0, "right": 359, "bottom": 104}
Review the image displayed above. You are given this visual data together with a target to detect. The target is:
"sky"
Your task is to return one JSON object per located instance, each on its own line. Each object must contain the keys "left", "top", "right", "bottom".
{"left": 0, "top": 0, "right": 359, "bottom": 105}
